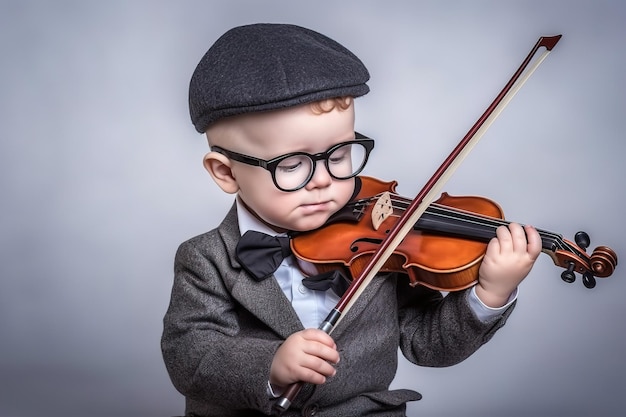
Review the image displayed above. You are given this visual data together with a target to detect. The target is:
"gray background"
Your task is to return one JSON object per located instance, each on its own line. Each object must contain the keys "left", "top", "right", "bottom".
{"left": 1, "top": 1, "right": 624, "bottom": 416}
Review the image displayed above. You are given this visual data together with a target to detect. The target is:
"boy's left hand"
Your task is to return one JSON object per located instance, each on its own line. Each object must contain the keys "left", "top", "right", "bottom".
{"left": 475, "top": 223, "right": 542, "bottom": 308}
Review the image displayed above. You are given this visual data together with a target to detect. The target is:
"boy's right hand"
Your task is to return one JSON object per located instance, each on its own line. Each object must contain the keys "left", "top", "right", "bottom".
{"left": 269, "top": 328, "right": 339, "bottom": 390}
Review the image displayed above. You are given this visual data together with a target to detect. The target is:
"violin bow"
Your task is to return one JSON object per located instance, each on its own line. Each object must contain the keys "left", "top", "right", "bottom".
{"left": 274, "top": 34, "right": 562, "bottom": 413}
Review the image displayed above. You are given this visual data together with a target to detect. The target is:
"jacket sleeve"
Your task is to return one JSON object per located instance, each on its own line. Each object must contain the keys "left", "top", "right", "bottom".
{"left": 161, "top": 236, "right": 279, "bottom": 414}
{"left": 396, "top": 278, "right": 515, "bottom": 367}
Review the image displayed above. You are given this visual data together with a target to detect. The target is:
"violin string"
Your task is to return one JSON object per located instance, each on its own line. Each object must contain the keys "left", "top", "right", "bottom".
{"left": 395, "top": 197, "right": 567, "bottom": 246}
{"left": 350, "top": 195, "right": 588, "bottom": 260}
{"left": 353, "top": 195, "right": 575, "bottom": 253}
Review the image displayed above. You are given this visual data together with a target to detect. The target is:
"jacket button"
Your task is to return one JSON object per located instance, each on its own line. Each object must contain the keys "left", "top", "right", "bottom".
{"left": 302, "top": 403, "right": 319, "bottom": 416}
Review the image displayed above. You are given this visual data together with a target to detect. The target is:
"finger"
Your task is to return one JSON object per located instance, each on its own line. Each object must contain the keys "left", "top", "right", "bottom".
{"left": 292, "top": 344, "right": 338, "bottom": 385}
{"left": 301, "top": 328, "right": 337, "bottom": 349}
{"left": 299, "top": 354, "right": 338, "bottom": 378}
{"left": 485, "top": 233, "right": 501, "bottom": 258}
{"left": 296, "top": 360, "right": 336, "bottom": 385}
{"left": 303, "top": 340, "right": 340, "bottom": 365}
{"left": 495, "top": 224, "right": 513, "bottom": 253}
{"left": 507, "top": 222, "right": 528, "bottom": 252}
{"left": 524, "top": 224, "right": 542, "bottom": 259}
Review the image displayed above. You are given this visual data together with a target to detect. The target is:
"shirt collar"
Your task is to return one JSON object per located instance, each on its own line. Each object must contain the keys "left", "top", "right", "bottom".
{"left": 236, "top": 197, "right": 284, "bottom": 237}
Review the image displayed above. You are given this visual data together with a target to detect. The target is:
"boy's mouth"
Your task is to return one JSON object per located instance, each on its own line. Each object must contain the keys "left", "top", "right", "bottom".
{"left": 300, "top": 200, "right": 333, "bottom": 213}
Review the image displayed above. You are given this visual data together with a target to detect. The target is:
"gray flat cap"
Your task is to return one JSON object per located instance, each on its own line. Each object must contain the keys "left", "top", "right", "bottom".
{"left": 189, "top": 23, "right": 370, "bottom": 133}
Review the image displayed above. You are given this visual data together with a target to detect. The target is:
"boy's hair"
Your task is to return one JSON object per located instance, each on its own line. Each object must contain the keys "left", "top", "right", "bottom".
{"left": 189, "top": 23, "right": 369, "bottom": 133}
{"left": 205, "top": 97, "right": 353, "bottom": 146}
{"left": 311, "top": 97, "right": 353, "bottom": 115}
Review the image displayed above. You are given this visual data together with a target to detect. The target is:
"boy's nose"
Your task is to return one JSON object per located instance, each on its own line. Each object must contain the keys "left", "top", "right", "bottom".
{"left": 305, "top": 160, "right": 333, "bottom": 189}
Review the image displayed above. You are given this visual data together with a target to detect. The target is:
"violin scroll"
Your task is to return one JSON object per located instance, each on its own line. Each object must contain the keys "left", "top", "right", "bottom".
{"left": 553, "top": 231, "right": 618, "bottom": 289}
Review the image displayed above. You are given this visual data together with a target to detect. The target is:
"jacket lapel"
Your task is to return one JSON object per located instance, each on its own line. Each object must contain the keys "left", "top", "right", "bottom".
{"left": 218, "top": 204, "right": 304, "bottom": 339}
{"left": 230, "top": 268, "right": 304, "bottom": 339}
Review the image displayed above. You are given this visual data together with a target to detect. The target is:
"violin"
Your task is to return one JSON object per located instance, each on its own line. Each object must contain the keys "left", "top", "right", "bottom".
{"left": 273, "top": 34, "right": 618, "bottom": 413}
{"left": 291, "top": 176, "right": 618, "bottom": 291}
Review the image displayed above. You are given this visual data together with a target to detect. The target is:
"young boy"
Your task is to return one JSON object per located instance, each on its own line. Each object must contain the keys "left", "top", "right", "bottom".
{"left": 162, "top": 23, "right": 541, "bottom": 417}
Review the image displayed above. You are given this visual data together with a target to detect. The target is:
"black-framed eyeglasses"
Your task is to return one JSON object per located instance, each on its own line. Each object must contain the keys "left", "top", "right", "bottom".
{"left": 211, "top": 132, "right": 375, "bottom": 192}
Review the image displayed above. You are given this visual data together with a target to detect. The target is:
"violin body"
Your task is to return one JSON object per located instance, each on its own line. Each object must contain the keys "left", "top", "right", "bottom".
{"left": 291, "top": 176, "right": 617, "bottom": 291}
{"left": 292, "top": 177, "right": 500, "bottom": 291}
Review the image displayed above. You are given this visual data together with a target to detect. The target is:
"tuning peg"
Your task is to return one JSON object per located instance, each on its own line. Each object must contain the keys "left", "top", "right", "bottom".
{"left": 582, "top": 271, "right": 596, "bottom": 289}
{"left": 560, "top": 262, "right": 576, "bottom": 283}
{"left": 574, "top": 231, "right": 590, "bottom": 251}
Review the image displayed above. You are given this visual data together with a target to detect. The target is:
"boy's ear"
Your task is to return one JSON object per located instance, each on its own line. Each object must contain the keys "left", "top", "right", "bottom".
{"left": 203, "top": 152, "right": 240, "bottom": 194}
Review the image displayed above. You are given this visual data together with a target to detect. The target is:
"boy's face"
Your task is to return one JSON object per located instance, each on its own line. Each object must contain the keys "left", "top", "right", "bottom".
{"left": 205, "top": 102, "right": 358, "bottom": 232}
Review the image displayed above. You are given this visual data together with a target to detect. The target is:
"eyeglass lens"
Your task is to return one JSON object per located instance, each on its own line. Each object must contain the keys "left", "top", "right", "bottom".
{"left": 274, "top": 142, "right": 367, "bottom": 191}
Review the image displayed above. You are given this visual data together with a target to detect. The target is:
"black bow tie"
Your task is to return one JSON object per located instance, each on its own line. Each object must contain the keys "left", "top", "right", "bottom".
{"left": 235, "top": 230, "right": 350, "bottom": 297}
{"left": 235, "top": 230, "right": 292, "bottom": 282}
{"left": 301, "top": 269, "right": 350, "bottom": 298}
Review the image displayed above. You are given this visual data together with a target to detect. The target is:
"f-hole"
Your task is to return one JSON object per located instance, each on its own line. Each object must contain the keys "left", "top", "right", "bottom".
{"left": 350, "top": 237, "right": 383, "bottom": 253}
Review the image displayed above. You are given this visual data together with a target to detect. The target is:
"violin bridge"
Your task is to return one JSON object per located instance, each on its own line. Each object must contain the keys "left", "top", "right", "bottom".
{"left": 371, "top": 191, "right": 393, "bottom": 231}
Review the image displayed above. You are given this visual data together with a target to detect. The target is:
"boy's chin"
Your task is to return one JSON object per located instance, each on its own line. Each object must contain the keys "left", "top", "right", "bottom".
{"left": 288, "top": 216, "right": 332, "bottom": 233}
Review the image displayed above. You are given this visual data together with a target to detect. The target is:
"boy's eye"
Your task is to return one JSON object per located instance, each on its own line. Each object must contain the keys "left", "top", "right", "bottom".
{"left": 329, "top": 147, "right": 350, "bottom": 164}
{"left": 277, "top": 162, "right": 301, "bottom": 172}
{"left": 277, "top": 155, "right": 307, "bottom": 173}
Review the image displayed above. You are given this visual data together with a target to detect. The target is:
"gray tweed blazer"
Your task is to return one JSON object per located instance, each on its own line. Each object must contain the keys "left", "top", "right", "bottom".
{"left": 161, "top": 203, "right": 514, "bottom": 416}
